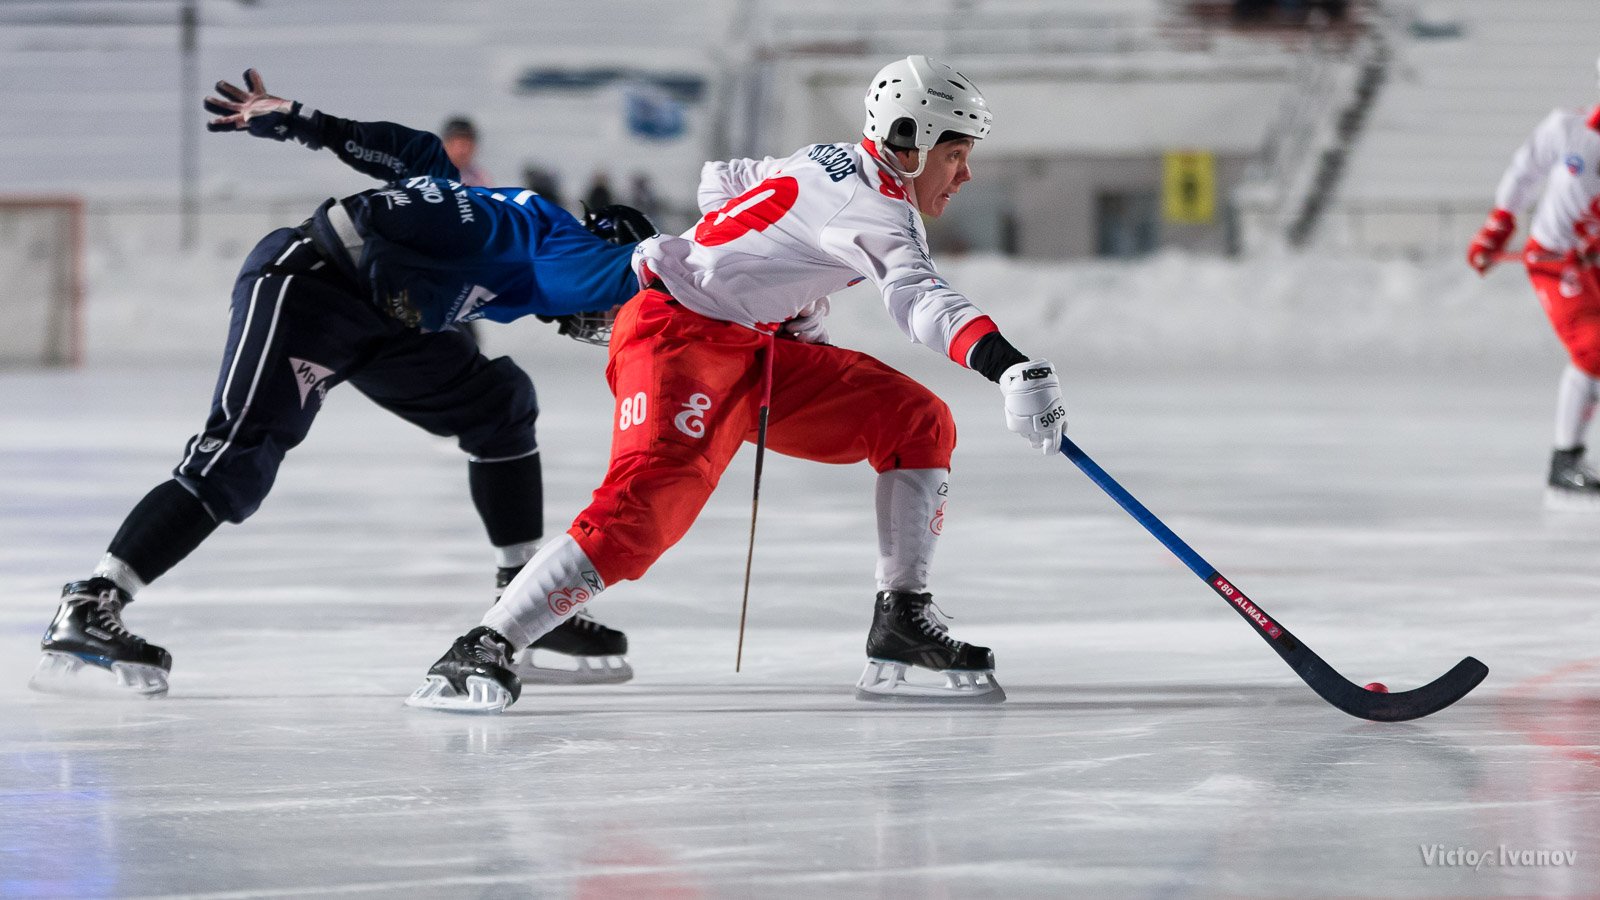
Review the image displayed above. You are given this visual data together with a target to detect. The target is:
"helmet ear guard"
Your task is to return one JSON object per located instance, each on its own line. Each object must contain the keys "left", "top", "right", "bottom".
{"left": 887, "top": 117, "right": 920, "bottom": 151}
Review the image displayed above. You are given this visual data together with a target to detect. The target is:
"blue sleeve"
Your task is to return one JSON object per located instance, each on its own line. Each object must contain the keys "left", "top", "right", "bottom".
{"left": 287, "top": 111, "right": 461, "bottom": 182}
{"left": 345, "top": 185, "right": 639, "bottom": 331}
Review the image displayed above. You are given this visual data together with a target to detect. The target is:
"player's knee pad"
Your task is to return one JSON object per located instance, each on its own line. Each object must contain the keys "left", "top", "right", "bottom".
{"left": 173, "top": 427, "right": 296, "bottom": 523}
{"left": 1571, "top": 341, "right": 1600, "bottom": 380}
{"left": 572, "top": 452, "right": 722, "bottom": 584}
{"left": 872, "top": 389, "right": 957, "bottom": 472}
{"left": 459, "top": 358, "right": 540, "bottom": 460}
{"left": 174, "top": 469, "right": 268, "bottom": 525}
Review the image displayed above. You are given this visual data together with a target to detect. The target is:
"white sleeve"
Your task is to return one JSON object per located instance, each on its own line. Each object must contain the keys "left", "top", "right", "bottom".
{"left": 819, "top": 194, "right": 989, "bottom": 360}
{"left": 697, "top": 157, "right": 783, "bottom": 215}
{"left": 1494, "top": 110, "right": 1567, "bottom": 214}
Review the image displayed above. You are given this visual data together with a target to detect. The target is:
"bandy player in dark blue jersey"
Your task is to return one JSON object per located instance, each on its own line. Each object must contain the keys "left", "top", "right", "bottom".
{"left": 30, "top": 70, "right": 653, "bottom": 698}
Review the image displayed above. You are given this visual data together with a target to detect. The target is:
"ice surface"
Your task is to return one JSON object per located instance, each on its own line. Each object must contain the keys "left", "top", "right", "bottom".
{"left": 3, "top": 346, "right": 1598, "bottom": 897}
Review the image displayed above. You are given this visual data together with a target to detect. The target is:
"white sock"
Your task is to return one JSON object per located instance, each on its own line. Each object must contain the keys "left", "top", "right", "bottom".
{"left": 91, "top": 553, "right": 146, "bottom": 597}
{"left": 1554, "top": 363, "right": 1600, "bottom": 450}
{"left": 481, "top": 533, "right": 605, "bottom": 650}
{"left": 494, "top": 540, "right": 540, "bottom": 569}
{"left": 874, "top": 468, "right": 949, "bottom": 592}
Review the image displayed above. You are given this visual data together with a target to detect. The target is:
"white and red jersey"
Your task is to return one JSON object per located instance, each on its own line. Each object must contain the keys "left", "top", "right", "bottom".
{"left": 1494, "top": 106, "right": 1600, "bottom": 253}
{"left": 632, "top": 139, "right": 999, "bottom": 366}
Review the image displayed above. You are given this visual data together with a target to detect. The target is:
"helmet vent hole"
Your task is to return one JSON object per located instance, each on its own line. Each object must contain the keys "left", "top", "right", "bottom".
{"left": 949, "top": 80, "right": 968, "bottom": 90}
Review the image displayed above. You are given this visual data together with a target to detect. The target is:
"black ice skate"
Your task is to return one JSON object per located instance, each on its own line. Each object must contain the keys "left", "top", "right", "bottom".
{"left": 514, "top": 611, "right": 633, "bottom": 685}
{"left": 1546, "top": 447, "right": 1600, "bottom": 509}
{"left": 404, "top": 626, "right": 521, "bottom": 713}
{"left": 29, "top": 578, "right": 172, "bottom": 697}
{"left": 855, "top": 590, "right": 1005, "bottom": 704}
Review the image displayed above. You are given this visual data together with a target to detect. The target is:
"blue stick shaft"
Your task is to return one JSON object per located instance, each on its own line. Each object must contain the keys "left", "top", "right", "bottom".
{"left": 1058, "top": 436, "right": 1214, "bottom": 581}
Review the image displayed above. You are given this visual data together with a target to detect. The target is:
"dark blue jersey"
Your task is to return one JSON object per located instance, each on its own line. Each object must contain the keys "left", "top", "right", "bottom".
{"left": 287, "top": 110, "right": 639, "bottom": 332}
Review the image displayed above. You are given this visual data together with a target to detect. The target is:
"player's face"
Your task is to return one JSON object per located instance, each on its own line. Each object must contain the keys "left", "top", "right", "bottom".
{"left": 909, "top": 138, "right": 975, "bottom": 219}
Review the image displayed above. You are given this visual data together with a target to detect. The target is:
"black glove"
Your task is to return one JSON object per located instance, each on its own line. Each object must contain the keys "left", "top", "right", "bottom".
{"left": 203, "top": 68, "right": 303, "bottom": 141}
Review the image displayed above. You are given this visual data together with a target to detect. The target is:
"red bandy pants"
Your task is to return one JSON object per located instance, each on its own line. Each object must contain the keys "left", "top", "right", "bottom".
{"left": 568, "top": 289, "right": 957, "bottom": 585}
{"left": 1525, "top": 240, "right": 1600, "bottom": 377}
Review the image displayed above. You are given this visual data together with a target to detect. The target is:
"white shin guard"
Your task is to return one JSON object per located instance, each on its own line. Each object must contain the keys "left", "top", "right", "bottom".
{"left": 874, "top": 468, "right": 949, "bottom": 592}
{"left": 1554, "top": 363, "right": 1600, "bottom": 450}
{"left": 481, "top": 534, "right": 606, "bottom": 650}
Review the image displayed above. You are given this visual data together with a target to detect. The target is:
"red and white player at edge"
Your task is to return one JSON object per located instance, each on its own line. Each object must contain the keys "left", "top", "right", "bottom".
{"left": 406, "top": 55, "right": 1067, "bottom": 712}
{"left": 1469, "top": 54, "right": 1600, "bottom": 507}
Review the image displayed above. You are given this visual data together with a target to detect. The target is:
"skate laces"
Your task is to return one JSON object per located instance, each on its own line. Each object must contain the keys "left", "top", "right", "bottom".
{"left": 569, "top": 610, "right": 601, "bottom": 633}
{"left": 470, "top": 630, "right": 512, "bottom": 665}
{"left": 910, "top": 598, "right": 962, "bottom": 650}
{"left": 80, "top": 588, "right": 139, "bottom": 643}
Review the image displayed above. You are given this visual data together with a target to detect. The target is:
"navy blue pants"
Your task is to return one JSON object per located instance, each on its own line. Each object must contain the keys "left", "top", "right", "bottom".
{"left": 174, "top": 227, "right": 538, "bottom": 523}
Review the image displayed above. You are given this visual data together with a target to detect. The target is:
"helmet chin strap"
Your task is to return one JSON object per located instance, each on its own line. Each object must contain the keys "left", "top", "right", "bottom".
{"left": 876, "top": 138, "right": 927, "bottom": 180}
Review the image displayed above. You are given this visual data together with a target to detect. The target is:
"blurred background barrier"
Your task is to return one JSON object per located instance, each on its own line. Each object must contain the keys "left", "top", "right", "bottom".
{"left": 1, "top": 0, "right": 1593, "bottom": 367}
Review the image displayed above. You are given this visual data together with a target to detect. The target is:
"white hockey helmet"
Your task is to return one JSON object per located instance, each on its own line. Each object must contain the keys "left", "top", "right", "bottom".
{"left": 863, "top": 55, "right": 992, "bottom": 177}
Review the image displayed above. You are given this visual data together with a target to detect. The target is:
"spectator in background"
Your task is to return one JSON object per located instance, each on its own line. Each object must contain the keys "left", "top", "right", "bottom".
{"left": 584, "top": 170, "right": 615, "bottom": 211}
{"left": 524, "top": 165, "right": 566, "bottom": 209}
{"left": 629, "top": 172, "right": 662, "bottom": 223}
{"left": 1230, "top": 0, "right": 1274, "bottom": 22}
{"left": 441, "top": 116, "right": 492, "bottom": 187}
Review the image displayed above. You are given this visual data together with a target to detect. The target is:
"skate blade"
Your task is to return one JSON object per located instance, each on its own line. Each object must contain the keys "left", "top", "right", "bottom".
{"left": 853, "top": 658, "right": 1006, "bottom": 705}
{"left": 1544, "top": 487, "right": 1600, "bottom": 511}
{"left": 28, "top": 651, "right": 169, "bottom": 698}
{"left": 511, "top": 649, "right": 633, "bottom": 685}
{"left": 403, "top": 674, "right": 512, "bottom": 713}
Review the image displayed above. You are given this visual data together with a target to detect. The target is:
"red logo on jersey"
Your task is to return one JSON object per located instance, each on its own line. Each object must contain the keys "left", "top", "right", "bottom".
{"left": 695, "top": 177, "right": 800, "bottom": 246}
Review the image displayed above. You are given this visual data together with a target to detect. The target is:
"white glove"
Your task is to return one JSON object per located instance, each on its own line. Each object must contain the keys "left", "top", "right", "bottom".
{"left": 1000, "top": 359, "right": 1067, "bottom": 455}
{"left": 780, "top": 298, "right": 831, "bottom": 345}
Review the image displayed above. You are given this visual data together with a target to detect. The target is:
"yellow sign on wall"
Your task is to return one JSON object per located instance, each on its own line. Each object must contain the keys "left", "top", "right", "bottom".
{"left": 1163, "top": 150, "right": 1215, "bottom": 224}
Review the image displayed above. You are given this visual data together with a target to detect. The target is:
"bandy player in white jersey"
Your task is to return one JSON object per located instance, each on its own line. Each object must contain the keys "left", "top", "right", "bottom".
{"left": 406, "top": 55, "right": 1068, "bottom": 712}
{"left": 1469, "top": 55, "right": 1600, "bottom": 506}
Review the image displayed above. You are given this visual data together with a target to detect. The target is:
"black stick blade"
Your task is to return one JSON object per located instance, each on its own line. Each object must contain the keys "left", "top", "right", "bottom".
{"left": 1296, "top": 654, "right": 1490, "bottom": 722}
